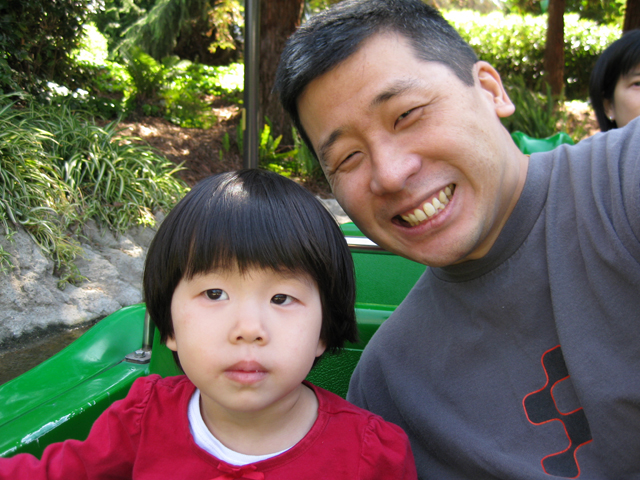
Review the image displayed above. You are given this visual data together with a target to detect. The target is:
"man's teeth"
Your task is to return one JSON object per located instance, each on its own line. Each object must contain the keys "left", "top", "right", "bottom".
{"left": 401, "top": 184, "right": 454, "bottom": 227}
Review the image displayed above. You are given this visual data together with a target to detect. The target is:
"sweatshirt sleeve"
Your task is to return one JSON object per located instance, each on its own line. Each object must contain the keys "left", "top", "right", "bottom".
{"left": 0, "top": 374, "right": 159, "bottom": 480}
{"left": 357, "top": 415, "right": 417, "bottom": 480}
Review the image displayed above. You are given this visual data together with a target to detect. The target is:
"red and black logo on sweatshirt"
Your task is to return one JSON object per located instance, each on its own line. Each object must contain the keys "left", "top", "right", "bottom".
{"left": 523, "top": 345, "right": 592, "bottom": 478}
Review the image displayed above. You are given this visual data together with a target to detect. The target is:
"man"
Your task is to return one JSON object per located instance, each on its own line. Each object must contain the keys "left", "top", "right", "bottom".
{"left": 275, "top": 1, "right": 640, "bottom": 479}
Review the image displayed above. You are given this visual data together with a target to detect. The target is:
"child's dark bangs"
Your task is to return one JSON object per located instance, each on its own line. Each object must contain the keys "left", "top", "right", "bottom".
{"left": 183, "top": 173, "right": 323, "bottom": 279}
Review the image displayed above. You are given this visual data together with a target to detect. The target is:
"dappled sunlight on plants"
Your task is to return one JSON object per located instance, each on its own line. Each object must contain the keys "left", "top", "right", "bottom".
{"left": 446, "top": 10, "right": 621, "bottom": 99}
{"left": 0, "top": 94, "right": 188, "bottom": 287}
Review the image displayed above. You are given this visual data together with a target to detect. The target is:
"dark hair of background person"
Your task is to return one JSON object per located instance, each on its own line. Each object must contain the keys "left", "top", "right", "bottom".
{"left": 143, "top": 169, "right": 359, "bottom": 370}
{"left": 589, "top": 29, "right": 640, "bottom": 131}
{"left": 274, "top": 0, "right": 478, "bottom": 159}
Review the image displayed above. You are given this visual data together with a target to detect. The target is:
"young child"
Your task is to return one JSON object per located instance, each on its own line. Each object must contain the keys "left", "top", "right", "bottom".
{"left": 0, "top": 169, "right": 417, "bottom": 479}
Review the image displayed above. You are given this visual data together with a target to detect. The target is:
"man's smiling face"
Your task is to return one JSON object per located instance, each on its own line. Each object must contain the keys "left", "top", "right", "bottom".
{"left": 298, "top": 33, "right": 528, "bottom": 267}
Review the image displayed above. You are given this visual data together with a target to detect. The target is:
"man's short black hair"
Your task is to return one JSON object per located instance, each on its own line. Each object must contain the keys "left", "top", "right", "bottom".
{"left": 143, "top": 169, "right": 358, "bottom": 369}
{"left": 274, "top": 0, "right": 478, "bottom": 158}
{"left": 589, "top": 29, "right": 640, "bottom": 131}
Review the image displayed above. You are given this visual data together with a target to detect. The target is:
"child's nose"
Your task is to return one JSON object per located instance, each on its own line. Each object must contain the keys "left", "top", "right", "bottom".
{"left": 229, "top": 308, "right": 268, "bottom": 344}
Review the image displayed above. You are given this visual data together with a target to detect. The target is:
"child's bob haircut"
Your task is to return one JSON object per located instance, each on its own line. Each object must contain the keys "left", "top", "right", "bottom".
{"left": 143, "top": 169, "right": 358, "bottom": 369}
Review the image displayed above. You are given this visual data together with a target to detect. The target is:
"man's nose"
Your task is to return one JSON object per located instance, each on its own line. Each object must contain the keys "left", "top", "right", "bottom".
{"left": 369, "top": 146, "right": 421, "bottom": 196}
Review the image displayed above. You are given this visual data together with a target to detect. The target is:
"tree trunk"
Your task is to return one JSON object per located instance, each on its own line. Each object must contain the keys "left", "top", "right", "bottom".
{"left": 259, "top": 0, "right": 304, "bottom": 148}
{"left": 544, "top": 0, "right": 565, "bottom": 97}
{"left": 624, "top": 0, "right": 640, "bottom": 32}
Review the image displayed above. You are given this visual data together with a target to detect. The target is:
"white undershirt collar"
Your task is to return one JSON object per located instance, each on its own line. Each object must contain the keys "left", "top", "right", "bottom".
{"left": 188, "top": 389, "right": 291, "bottom": 466}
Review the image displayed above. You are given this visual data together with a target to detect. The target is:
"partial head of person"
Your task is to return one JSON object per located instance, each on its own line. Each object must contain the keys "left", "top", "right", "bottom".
{"left": 143, "top": 169, "right": 358, "bottom": 376}
{"left": 275, "top": 0, "right": 527, "bottom": 268}
{"left": 589, "top": 29, "right": 640, "bottom": 131}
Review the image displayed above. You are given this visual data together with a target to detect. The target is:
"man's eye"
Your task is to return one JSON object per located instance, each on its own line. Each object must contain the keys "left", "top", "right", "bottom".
{"left": 331, "top": 151, "right": 360, "bottom": 175}
{"left": 398, "top": 109, "right": 413, "bottom": 121}
{"left": 205, "top": 289, "right": 228, "bottom": 301}
{"left": 271, "top": 294, "right": 293, "bottom": 305}
{"left": 395, "top": 107, "right": 423, "bottom": 129}
{"left": 340, "top": 151, "right": 357, "bottom": 165}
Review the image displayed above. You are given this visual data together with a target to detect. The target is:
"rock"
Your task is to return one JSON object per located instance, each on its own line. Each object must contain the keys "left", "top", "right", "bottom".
{"left": 0, "top": 221, "right": 158, "bottom": 345}
{"left": 321, "top": 198, "right": 351, "bottom": 225}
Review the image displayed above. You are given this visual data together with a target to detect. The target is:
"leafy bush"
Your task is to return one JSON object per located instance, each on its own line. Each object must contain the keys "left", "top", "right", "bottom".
{"left": 0, "top": 0, "right": 95, "bottom": 93}
{"left": 29, "top": 19, "right": 244, "bottom": 125}
{"left": 504, "top": 0, "right": 625, "bottom": 24}
{"left": 292, "top": 128, "right": 324, "bottom": 180}
{"left": 445, "top": 10, "right": 621, "bottom": 99}
{"left": 124, "top": 46, "right": 173, "bottom": 109}
{"left": 163, "top": 62, "right": 243, "bottom": 128}
{"left": 118, "top": 46, "right": 243, "bottom": 125}
{"left": 93, "top": 0, "right": 156, "bottom": 54}
{"left": 232, "top": 120, "right": 325, "bottom": 181}
{"left": 500, "top": 76, "right": 566, "bottom": 138}
{"left": 0, "top": 94, "right": 188, "bottom": 285}
{"left": 0, "top": 99, "right": 79, "bottom": 280}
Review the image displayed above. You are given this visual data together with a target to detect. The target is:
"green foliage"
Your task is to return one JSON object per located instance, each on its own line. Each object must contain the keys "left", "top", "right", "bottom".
{"left": 0, "top": 97, "right": 80, "bottom": 284}
{"left": 304, "top": 0, "right": 342, "bottom": 16}
{"left": 124, "top": 46, "right": 171, "bottom": 106}
{"left": 120, "top": 0, "right": 209, "bottom": 59}
{"left": 503, "top": 0, "right": 625, "bottom": 24}
{"left": 445, "top": 10, "right": 621, "bottom": 99}
{"left": 292, "top": 128, "right": 324, "bottom": 180}
{"left": 233, "top": 119, "right": 325, "bottom": 180}
{"left": 0, "top": 245, "right": 12, "bottom": 274}
{"left": 109, "top": 0, "right": 243, "bottom": 64}
{"left": 93, "top": 0, "right": 156, "bottom": 53}
{"left": 163, "top": 62, "right": 242, "bottom": 128}
{"left": 41, "top": 61, "right": 133, "bottom": 120}
{"left": 207, "top": 0, "right": 243, "bottom": 53}
{"left": 500, "top": 76, "right": 566, "bottom": 139}
{"left": 0, "top": 94, "right": 188, "bottom": 285}
{"left": 117, "top": 46, "right": 243, "bottom": 125}
{"left": 0, "top": 0, "right": 96, "bottom": 93}
{"left": 565, "top": 0, "right": 625, "bottom": 24}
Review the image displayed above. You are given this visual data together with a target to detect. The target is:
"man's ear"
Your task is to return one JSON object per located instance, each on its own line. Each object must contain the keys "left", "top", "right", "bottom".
{"left": 475, "top": 61, "right": 515, "bottom": 119}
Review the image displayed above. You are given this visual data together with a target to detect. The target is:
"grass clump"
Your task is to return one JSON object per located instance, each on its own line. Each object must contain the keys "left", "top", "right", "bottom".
{"left": 0, "top": 93, "right": 188, "bottom": 287}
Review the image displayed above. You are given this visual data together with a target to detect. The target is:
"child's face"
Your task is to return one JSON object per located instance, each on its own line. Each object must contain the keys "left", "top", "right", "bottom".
{"left": 605, "top": 64, "right": 640, "bottom": 128}
{"left": 167, "top": 266, "right": 325, "bottom": 418}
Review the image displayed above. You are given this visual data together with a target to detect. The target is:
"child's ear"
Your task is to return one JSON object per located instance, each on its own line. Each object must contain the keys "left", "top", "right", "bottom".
{"left": 165, "top": 335, "right": 178, "bottom": 352}
{"left": 603, "top": 98, "right": 615, "bottom": 122}
{"left": 316, "top": 340, "right": 326, "bottom": 358}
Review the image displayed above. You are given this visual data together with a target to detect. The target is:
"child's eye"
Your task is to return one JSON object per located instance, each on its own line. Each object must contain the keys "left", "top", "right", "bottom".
{"left": 205, "top": 289, "right": 228, "bottom": 301}
{"left": 271, "top": 294, "right": 293, "bottom": 305}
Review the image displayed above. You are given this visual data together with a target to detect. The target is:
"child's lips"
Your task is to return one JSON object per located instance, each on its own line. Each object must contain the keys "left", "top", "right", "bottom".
{"left": 225, "top": 361, "right": 268, "bottom": 385}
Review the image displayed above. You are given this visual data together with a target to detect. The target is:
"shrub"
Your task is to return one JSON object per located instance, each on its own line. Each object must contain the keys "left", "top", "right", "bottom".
{"left": 500, "top": 76, "right": 565, "bottom": 138}
{"left": 0, "top": 94, "right": 188, "bottom": 285}
{"left": 445, "top": 10, "right": 621, "bottom": 99}
{"left": 0, "top": 0, "right": 95, "bottom": 93}
{"left": 163, "top": 62, "right": 242, "bottom": 128}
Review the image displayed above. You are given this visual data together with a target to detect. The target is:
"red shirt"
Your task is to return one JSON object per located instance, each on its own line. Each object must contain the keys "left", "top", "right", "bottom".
{"left": 0, "top": 375, "right": 417, "bottom": 479}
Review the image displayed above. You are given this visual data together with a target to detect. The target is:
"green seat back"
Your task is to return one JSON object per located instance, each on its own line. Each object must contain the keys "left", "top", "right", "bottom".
{"left": 511, "top": 131, "right": 574, "bottom": 154}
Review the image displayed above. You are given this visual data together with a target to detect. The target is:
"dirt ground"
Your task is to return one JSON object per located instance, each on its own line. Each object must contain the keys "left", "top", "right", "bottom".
{"left": 117, "top": 103, "right": 244, "bottom": 187}
{"left": 116, "top": 102, "right": 333, "bottom": 197}
{"left": 116, "top": 99, "right": 599, "bottom": 195}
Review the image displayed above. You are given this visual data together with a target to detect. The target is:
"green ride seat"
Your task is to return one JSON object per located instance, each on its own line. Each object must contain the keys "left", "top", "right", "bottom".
{"left": 511, "top": 131, "right": 574, "bottom": 154}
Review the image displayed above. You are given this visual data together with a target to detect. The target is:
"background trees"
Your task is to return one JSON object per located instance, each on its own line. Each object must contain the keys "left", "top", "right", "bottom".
{"left": 0, "top": 0, "right": 95, "bottom": 93}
